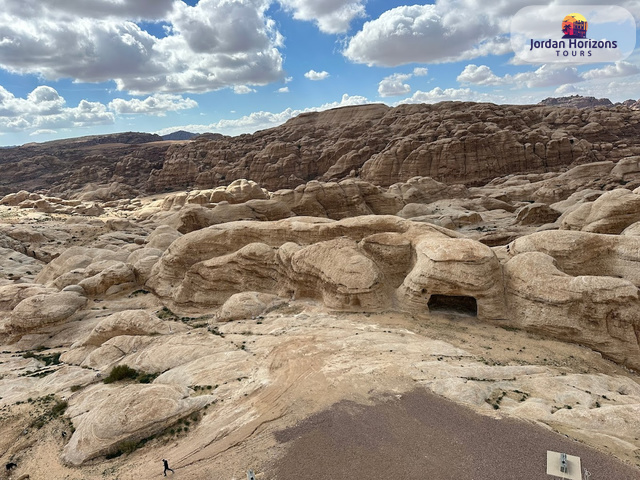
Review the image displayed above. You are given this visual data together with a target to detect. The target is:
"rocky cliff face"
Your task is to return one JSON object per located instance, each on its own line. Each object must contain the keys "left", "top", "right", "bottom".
{"left": 3, "top": 100, "right": 640, "bottom": 198}
{"left": 152, "top": 101, "right": 640, "bottom": 191}
{"left": 0, "top": 132, "right": 169, "bottom": 198}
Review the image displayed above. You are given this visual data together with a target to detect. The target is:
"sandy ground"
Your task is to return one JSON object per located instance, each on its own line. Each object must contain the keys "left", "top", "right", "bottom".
{"left": 269, "top": 389, "right": 640, "bottom": 480}
{"left": 4, "top": 308, "right": 639, "bottom": 480}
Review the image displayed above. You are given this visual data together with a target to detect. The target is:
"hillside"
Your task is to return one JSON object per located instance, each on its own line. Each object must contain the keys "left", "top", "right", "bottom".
{"left": 1, "top": 99, "right": 640, "bottom": 198}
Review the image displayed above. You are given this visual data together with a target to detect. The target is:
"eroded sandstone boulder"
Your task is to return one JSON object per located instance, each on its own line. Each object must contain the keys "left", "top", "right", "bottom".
{"left": 216, "top": 292, "right": 287, "bottom": 322}
{"left": 63, "top": 384, "right": 211, "bottom": 465}
{"left": 6, "top": 291, "right": 87, "bottom": 332}
{"left": 504, "top": 252, "right": 640, "bottom": 370}
{"left": 560, "top": 189, "right": 640, "bottom": 233}
{"left": 79, "top": 310, "right": 182, "bottom": 347}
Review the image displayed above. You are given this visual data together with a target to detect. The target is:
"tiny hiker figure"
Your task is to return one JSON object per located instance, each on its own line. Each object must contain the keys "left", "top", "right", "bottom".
{"left": 163, "top": 458, "right": 175, "bottom": 476}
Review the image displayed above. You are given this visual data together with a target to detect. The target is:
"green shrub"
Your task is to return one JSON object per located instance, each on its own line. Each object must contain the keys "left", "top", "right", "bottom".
{"left": 156, "top": 306, "right": 177, "bottom": 320}
{"left": 104, "top": 365, "right": 139, "bottom": 384}
{"left": 137, "top": 372, "right": 159, "bottom": 384}
{"left": 51, "top": 400, "right": 68, "bottom": 417}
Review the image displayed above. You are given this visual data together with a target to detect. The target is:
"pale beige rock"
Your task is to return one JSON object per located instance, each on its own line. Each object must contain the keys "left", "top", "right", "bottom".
{"left": 35, "top": 247, "right": 128, "bottom": 286}
{"left": 80, "top": 310, "right": 184, "bottom": 346}
{"left": 288, "top": 237, "right": 387, "bottom": 310}
{"left": 216, "top": 292, "right": 287, "bottom": 322}
{"left": 63, "top": 384, "right": 212, "bottom": 465}
{"left": 162, "top": 200, "right": 294, "bottom": 234}
{"left": 397, "top": 203, "right": 483, "bottom": 227}
{"left": 550, "top": 189, "right": 602, "bottom": 214}
{"left": 146, "top": 225, "right": 182, "bottom": 250}
{"left": 272, "top": 179, "right": 402, "bottom": 220}
{"left": 6, "top": 292, "right": 87, "bottom": 331}
{"left": 398, "top": 237, "right": 506, "bottom": 320}
{"left": 611, "top": 156, "right": 640, "bottom": 180}
{"left": 503, "top": 251, "right": 640, "bottom": 370}
{"left": 147, "top": 216, "right": 457, "bottom": 307}
{"left": 515, "top": 203, "right": 561, "bottom": 225}
{"left": 532, "top": 161, "right": 615, "bottom": 204}
{"left": 78, "top": 261, "right": 136, "bottom": 296}
{"left": 387, "top": 176, "right": 469, "bottom": 205}
{"left": 507, "top": 230, "right": 640, "bottom": 286}
{"left": 560, "top": 189, "right": 640, "bottom": 234}
{"left": 0, "top": 284, "right": 57, "bottom": 311}
{"left": 621, "top": 221, "right": 640, "bottom": 236}
{"left": 0, "top": 190, "right": 32, "bottom": 206}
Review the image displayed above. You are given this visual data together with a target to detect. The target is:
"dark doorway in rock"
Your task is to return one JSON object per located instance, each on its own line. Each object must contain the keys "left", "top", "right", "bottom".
{"left": 427, "top": 294, "right": 478, "bottom": 316}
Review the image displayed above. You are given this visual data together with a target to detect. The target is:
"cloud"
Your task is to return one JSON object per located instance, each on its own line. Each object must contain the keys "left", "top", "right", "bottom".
{"left": 277, "top": 0, "right": 366, "bottom": 34}
{"left": 278, "top": 86, "right": 290, "bottom": 93}
{"left": 0, "top": 85, "right": 114, "bottom": 132}
{"left": 0, "top": 0, "right": 285, "bottom": 94}
{"left": 457, "top": 64, "right": 504, "bottom": 85}
{"left": 154, "top": 93, "right": 370, "bottom": 137}
{"left": 555, "top": 84, "right": 580, "bottom": 95}
{"left": 233, "top": 85, "right": 257, "bottom": 94}
{"left": 378, "top": 73, "right": 412, "bottom": 97}
{"left": 513, "top": 65, "right": 581, "bottom": 88}
{"left": 30, "top": 129, "right": 57, "bottom": 136}
{"left": 396, "top": 87, "right": 507, "bottom": 105}
{"left": 343, "top": 4, "right": 503, "bottom": 66}
{"left": 413, "top": 67, "right": 428, "bottom": 76}
{"left": 343, "top": 0, "right": 640, "bottom": 66}
{"left": 3, "top": 0, "right": 175, "bottom": 20}
{"left": 304, "top": 69, "right": 330, "bottom": 81}
{"left": 581, "top": 61, "right": 640, "bottom": 80}
{"left": 108, "top": 94, "right": 197, "bottom": 116}
{"left": 457, "top": 64, "right": 582, "bottom": 88}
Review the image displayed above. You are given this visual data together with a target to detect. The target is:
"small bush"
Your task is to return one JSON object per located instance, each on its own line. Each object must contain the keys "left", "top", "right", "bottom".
{"left": 104, "top": 365, "right": 139, "bottom": 384}
{"left": 51, "top": 400, "right": 68, "bottom": 417}
{"left": 137, "top": 372, "right": 159, "bottom": 384}
{"left": 70, "top": 385, "right": 83, "bottom": 392}
{"left": 156, "top": 307, "right": 177, "bottom": 320}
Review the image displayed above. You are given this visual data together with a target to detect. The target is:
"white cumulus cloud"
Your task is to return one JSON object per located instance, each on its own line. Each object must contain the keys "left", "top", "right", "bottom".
{"left": 378, "top": 73, "right": 412, "bottom": 97}
{"left": 0, "top": 85, "right": 114, "bottom": 133}
{"left": 233, "top": 85, "right": 257, "bottom": 94}
{"left": 343, "top": 0, "right": 640, "bottom": 66}
{"left": 457, "top": 64, "right": 582, "bottom": 88}
{"left": 396, "top": 86, "right": 508, "bottom": 105}
{"left": 0, "top": 0, "right": 285, "bottom": 94}
{"left": 581, "top": 61, "right": 640, "bottom": 80}
{"left": 154, "top": 93, "right": 370, "bottom": 137}
{"left": 277, "top": 0, "right": 366, "bottom": 33}
{"left": 278, "top": 86, "right": 290, "bottom": 93}
{"left": 108, "top": 94, "right": 197, "bottom": 116}
{"left": 304, "top": 69, "right": 330, "bottom": 81}
{"left": 457, "top": 64, "right": 504, "bottom": 86}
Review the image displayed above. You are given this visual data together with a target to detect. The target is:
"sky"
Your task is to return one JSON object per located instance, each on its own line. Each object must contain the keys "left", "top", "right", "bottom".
{"left": 0, "top": 0, "right": 638, "bottom": 146}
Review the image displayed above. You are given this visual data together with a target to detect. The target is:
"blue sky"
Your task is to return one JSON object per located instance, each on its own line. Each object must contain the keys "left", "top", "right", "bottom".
{"left": 0, "top": 0, "right": 638, "bottom": 146}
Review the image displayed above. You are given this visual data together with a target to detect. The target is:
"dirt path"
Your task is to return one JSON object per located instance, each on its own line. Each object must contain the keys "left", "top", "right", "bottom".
{"left": 268, "top": 389, "right": 640, "bottom": 480}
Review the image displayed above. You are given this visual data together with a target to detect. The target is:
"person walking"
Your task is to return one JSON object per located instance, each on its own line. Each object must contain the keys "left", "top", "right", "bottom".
{"left": 163, "top": 458, "right": 175, "bottom": 476}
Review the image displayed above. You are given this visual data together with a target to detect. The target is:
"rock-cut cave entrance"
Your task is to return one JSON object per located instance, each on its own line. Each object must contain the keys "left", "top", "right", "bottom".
{"left": 427, "top": 294, "right": 478, "bottom": 317}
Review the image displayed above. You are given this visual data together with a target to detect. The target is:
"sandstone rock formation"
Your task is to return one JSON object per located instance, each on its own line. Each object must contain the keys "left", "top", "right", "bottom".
{"left": 4, "top": 291, "right": 87, "bottom": 332}
{"left": 215, "top": 292, "right": 287, "bottom": 322}
{"left": 3, "top": 101, "right": 640, "bottom": 199}
{"left": 560, "top": 188, "right": 640, "bottom": 233}
{"left": 2, "top": 99, "right": 640, "bottom": 479}
{"left": 63, "top": 384, "right": 212, "bottom": 465}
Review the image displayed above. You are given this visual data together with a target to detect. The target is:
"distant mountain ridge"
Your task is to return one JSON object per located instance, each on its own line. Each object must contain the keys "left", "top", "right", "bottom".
{"left": 538, "top": 95, "right": 640, "bottom": 109}
{"left": 2, "top": 99, "right": 640, "bottom": 198}
{"left": 161, "top": 130, "right": 198, "bottom": 141}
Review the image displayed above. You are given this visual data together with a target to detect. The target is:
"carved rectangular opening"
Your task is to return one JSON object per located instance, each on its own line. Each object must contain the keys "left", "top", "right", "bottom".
{"left": 427, "top": 294, "right": 478, "bottom": 317}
